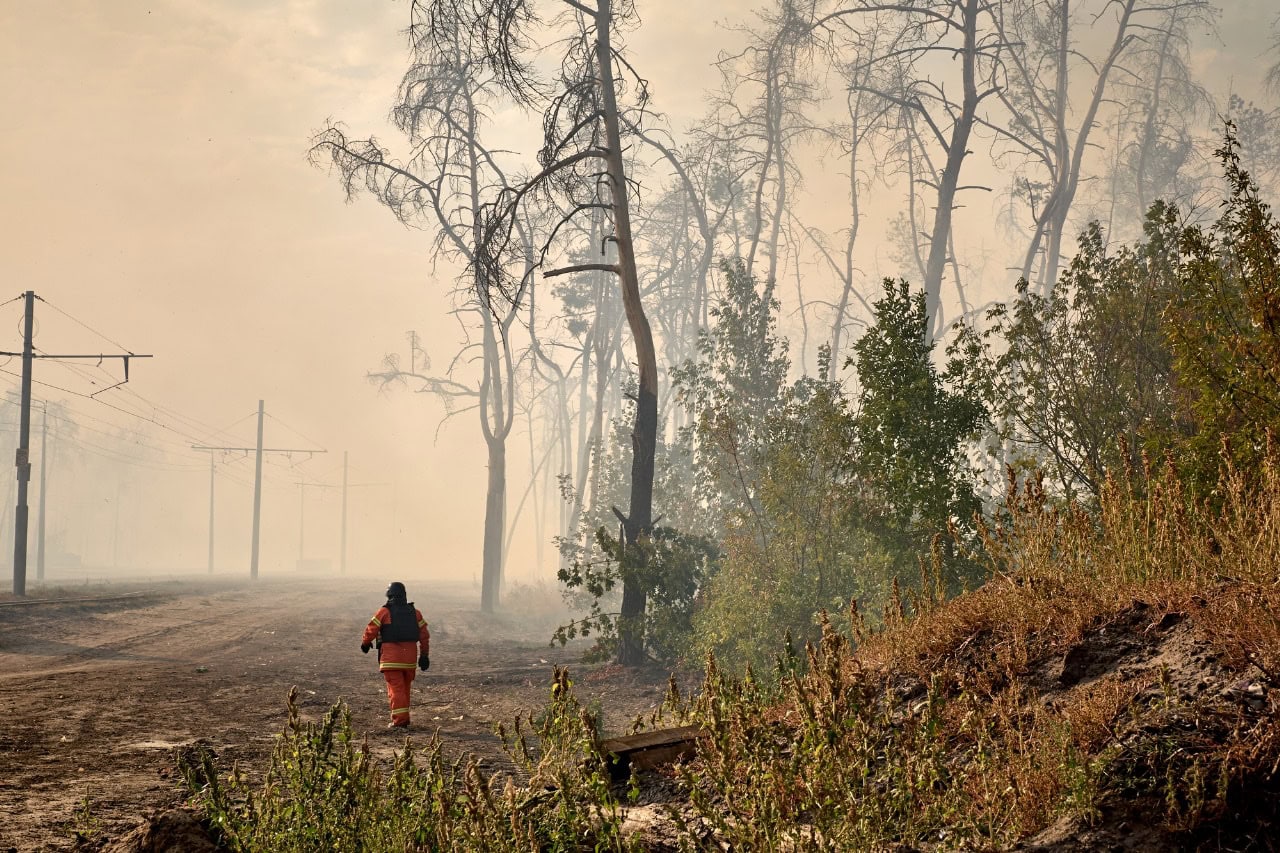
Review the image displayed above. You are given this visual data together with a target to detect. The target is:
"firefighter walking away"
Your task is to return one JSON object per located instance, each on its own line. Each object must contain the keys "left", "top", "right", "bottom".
{"left": 361, "top": 581, "right": 430, "bottom": 728}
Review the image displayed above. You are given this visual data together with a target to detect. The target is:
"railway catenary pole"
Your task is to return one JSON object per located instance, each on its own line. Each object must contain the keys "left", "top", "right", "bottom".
{"left": 284, "top": 455, "right": 379, "bottom": 576}
{"left": 13, "top": 292, "right": 34, "bottom": 597}
{"left": 251, "top": 400, "right": 264, "bottom": 580}
{"left": 191, "top": 405, "right": 324, "bottom": 581}
{"left": 4, "top": 291, "right": 150, "bottom": 596}
{"left": 36, "top": 402, "right": 47, "bottom": 582}
{"left": 207, "top": 451, "right": 215, "bottom": 573}
{"left": 340, "top": 450, "right": 348, "bottom": 575}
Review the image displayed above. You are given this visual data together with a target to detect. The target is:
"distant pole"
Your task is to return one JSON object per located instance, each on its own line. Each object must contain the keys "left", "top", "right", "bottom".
{"left": 2, "top": 293, "right": 149, "bottom": 596}
{"left": 193, "top": 414, "right": 322, "bottom": 580}
{"left": 207, "top": 452, "right": 215, "bottom": 573}
{"left": 340, "top": 451, "right": 348, "bottom": 575}
{"left": 250, "top": 399, "right": 264, "bottom": 580}
{"left": 298, "top": 481, "right": 305, "bottom": 567}
{"left": 36, "top": 402, "right": 47, "bottom": 582}
{"left": 12, "top": 291, "right": 34, "bottom": 596}
{"left": 112, "top": 480, "right": 121, "bottom": 568}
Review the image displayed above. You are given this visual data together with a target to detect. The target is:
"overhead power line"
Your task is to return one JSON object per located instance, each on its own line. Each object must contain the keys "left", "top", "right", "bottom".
{"left": 4, "top": 292, "right": 151, "bottom": 596}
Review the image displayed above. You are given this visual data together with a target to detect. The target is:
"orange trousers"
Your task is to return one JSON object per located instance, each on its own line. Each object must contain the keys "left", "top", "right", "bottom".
{"left": 382, "top": 669, "right": 416, "bottom": 725}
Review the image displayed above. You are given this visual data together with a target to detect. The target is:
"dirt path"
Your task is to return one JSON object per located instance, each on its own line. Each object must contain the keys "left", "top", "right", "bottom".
{"left": 0, "top": 578, "right": 673, "bottom": 851}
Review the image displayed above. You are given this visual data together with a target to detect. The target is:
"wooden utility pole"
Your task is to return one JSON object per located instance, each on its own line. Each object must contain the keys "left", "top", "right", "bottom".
{"left": 36, "top": 402, "right": 47, "bottom": 582}
{"left": 5, "top": 291, "right": 151, "bottom": 596}
{"left": 250, "top": 400, "right": 264, "bottom": 580}
{"left": 192, "top": 402, "right": 323, "bottom": 581}
{"left": 340, "top": 450, "right": 348, "bottom": 575}
{"left": 207, "top": 452, "right": 215, "bottom": 573}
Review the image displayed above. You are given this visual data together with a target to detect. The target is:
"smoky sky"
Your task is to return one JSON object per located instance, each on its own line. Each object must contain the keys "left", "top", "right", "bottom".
{"left": 0, "top": 0, "right": 1273, "bottom": 583}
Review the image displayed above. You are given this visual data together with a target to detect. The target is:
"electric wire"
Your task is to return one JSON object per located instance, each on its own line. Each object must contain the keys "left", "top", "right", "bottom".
{"left": 0, "top": 367, "right": 225, "bottom": 448}
{"left": 263, "top": 412, "right": 326, "bottom": 452}
{"left": 34, "top": 295, "right": 135, "bottom": 355}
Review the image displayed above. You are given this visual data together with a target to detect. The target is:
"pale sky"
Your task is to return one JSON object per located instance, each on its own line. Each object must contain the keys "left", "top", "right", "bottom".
{"left": 0, "top": 0, "right": 1273, "bottom": 588}
{"left": 0, "top": 0, "right": 742, "bottom": 587}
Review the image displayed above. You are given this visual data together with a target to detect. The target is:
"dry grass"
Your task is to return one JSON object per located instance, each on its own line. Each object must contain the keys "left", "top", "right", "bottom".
{"left": 657, "top": 444, "right": 1280, "bottom": 848}
{"left": 180, "top": 445, "right": 1280, "bottom": 850}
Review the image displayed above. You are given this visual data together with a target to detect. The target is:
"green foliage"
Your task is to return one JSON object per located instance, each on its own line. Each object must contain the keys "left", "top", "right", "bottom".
{"left": 182, "top": 680, "right": 634, "bottom": 852}
{"left": 956, "top": 128, "right": 1280, "bottom": 504}
{"left": 661, "top": 447, "right": 1280, "bottom": 849}
{"left": 954, "top": 209, "right": 1185, "bottom": 500}
{"left": 672, "top": 257, "right": 792, "bottom": 529}
{"left": 690, "top": 374, "right": 897, "bottom": 676}
{"left": 66, "top": 791, "right": 101, "bottom": 842}
{"left": 1163, "top": 128, "right": 1280, "bottom": 490}
{"left": 188, "top": 448, "right": 1280, "bottom": 850}
{"left": 670, "top": 268, "right": 988, "bottom": 674}
{"left": 554, "top": 524, "right": 720, "bottom": 664}
{"left": 851, "top": 278, "right": 986, "bottom": 580}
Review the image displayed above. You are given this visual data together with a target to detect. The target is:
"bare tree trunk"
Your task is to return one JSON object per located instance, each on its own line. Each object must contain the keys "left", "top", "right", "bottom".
{"left": 594, "top": 0, "right": 658, "bottom": 667}
{"left": 828, "top": 94, "right": 863, "bottom": 377}
{"left": 469, "top": 80, "right": 516, "bottom": 610}
{"left": 1019, "top": 0, "right": 1138, "bottom": 294}
{"left": 1135, "top": 15, "right": 1175, "bottom": 213}
{"left": 480, "top": 434, "right": 505, "bottom": 611}
{"left": 922, "top": 0, "right": 979, "bottom": 341}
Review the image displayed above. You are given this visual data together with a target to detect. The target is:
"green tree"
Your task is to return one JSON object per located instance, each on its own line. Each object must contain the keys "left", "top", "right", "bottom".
{"left": 1164, "top": 130, "right": 1280, "bottom": 489}
{"left": 953, "top": 210, "right": 1186, "bottom": 501}
{"left": 852, "top": 279, "right": 986, "bottom": 576}
{"left": 672, "top": 259, "right": 792, "bottom": 532}
{"left": 692, "top": 373, "right": 896, "bottom": 676}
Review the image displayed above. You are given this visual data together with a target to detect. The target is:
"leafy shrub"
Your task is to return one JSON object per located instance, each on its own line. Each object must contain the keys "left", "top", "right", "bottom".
{"left": 554, "top": 524, "right": 720, "bottom": 664}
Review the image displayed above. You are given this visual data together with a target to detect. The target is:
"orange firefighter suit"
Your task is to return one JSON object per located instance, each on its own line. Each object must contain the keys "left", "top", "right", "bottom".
{"left": 362, "top": 604, "right": 430, "bottom": 726}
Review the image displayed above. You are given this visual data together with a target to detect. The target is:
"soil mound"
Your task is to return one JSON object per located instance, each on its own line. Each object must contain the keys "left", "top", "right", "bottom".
{"left": 98, "top": 809, "right": 216, "bottom": 853}
{"left": 617, "top": 583, "right": 1280, "bottom": 850}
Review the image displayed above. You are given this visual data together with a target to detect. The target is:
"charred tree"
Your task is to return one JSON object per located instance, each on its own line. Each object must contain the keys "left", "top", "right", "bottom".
{"left": 310, "top": 28, "right": 523, "bottom": 613}
{"left": 428, "top": 0, "right": 665, "bottom": 664}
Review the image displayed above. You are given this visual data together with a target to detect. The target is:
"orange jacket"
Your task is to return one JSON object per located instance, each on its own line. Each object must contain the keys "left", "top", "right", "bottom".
{"left": 362, "top": 605, "right": 430, "bottom": 671}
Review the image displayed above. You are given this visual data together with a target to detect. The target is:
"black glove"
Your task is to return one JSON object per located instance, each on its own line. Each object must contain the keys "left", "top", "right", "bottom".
{"left": 361, "top": 643, "right": 371, "bottom": 654}
{"left": 418, "top": 653, "right": 430, "bottom": 672}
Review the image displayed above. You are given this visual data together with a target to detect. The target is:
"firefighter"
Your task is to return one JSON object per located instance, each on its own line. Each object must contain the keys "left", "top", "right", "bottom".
{"left": 361, "top": 581, "right": 430, "bottom": 728}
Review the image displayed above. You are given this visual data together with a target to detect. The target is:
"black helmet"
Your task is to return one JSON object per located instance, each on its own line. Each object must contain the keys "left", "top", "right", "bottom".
{"left": 385, "top": 581, "right": 407, "bottom": 603}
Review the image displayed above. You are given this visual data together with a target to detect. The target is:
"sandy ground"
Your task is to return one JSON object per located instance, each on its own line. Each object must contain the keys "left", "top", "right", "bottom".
{"left": 0, "top": 576, "right": 673, "bottom": 851}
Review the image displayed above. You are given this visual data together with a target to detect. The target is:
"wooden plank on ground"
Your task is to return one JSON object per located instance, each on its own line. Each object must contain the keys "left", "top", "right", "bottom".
{"left": 597, "top": 724, "right": 704, "bottom": 781}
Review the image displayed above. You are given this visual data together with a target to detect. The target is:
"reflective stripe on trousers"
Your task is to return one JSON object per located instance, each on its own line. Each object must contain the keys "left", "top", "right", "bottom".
{"left": 382, "top": 668, "right": 414, "bottom": 724}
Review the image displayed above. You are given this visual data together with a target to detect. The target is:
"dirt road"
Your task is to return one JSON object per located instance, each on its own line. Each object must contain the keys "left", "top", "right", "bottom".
{"left": 0, "top": 577, "right": 672, "bottom": 851}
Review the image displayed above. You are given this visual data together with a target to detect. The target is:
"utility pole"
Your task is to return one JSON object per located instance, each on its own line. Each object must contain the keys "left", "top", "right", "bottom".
{"left": 290, "top": 456, "right": 379, "bottom": 576}
{"left": 36, "top": 402, "right": 46, "bottom": 582}
{"left": 5, "top": 290, "right": 151, "bottom": 596}
{"left": 207, "top": 452, "right": 215, "bottom": 573}
{"left": 340, "top": 451, "right": 348, "bottom": 575}
{"left": 192, "top": 402, "right": 323, "bottom": 581}
{"left": 13, "top": 292, "right": 33, "bottom": 596}
{"left": 251, "top": 400, "right": 264, "bottom": 580}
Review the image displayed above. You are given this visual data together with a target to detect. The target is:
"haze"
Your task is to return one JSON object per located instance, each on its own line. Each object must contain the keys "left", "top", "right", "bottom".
{"left": 0, "top": 0, "right": 1274, "bottom": 592}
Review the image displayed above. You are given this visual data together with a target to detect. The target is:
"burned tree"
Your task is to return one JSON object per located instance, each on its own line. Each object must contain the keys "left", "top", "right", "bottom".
{"left": 310, "top": 21, "right": 523, "bottom": 613}
{"left": 999, "top": 0, "right": 1212, "bottom": 293}
{"left": 421, "top": 0, "right": 662, "bottom": 664}
{"left": 809, "top": 0, "right": 1010, "bottom": 340}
